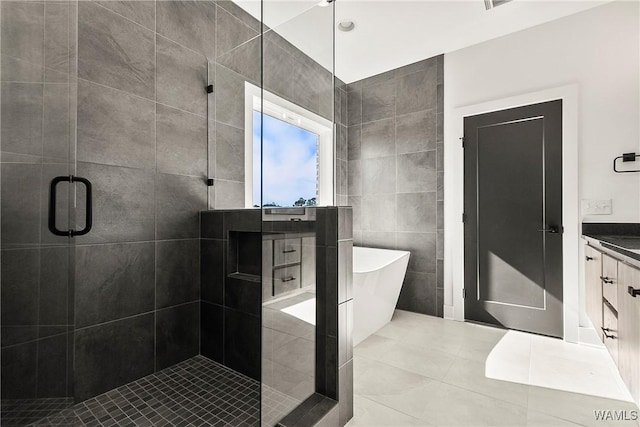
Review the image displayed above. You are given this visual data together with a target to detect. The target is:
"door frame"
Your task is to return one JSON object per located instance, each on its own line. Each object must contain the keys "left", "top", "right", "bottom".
{"left": 445, "top": 85, "right": 580, "bottom": 343}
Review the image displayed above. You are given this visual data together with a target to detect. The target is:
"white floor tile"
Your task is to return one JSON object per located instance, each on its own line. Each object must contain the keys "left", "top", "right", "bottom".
{"left": 353, "top": 311, "right": 639, "bottom": 427}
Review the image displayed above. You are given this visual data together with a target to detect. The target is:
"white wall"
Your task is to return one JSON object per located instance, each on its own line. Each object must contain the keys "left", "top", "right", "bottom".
{"left": 443, "top": 1, "right": 640, "bottom": 334}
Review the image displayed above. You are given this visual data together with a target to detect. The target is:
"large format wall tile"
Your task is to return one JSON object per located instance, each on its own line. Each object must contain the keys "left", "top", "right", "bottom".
{"left": 74, "top": 313, "right": 154, "bottom": 401}
{"left": 214, "top": 179, "right": 244, "bottom": 209}
{"left": 36, "top": 333, "right": 69, "bottom": 398}
{"left": 396, "top": 271, "right": 437, "bottom": 315}
{"left": 347, "top": 55, "right": 443, "bottom": 317}
{"left": 362, "top": 157, "right": 396, "bottom": 196}
{"left": 43, "top": 83, "right": 71, "bottom": 160}
{"left": 396, "top": 65, "right": 437, "bottom": 116}
{"left": 156, "top": 240, "right": 200, "bottom": 309}
{"left": 1, "top": 163, "right": 41, "bottom": 246}
{"left": 156, "top": 35, "right": 207, "bottom": 117}
{"left": 1, "top": 341, "right": 37, "bottom": 399}
{"left": 44, "top": 2, "right": 71, "bottom": 75}
{"left": 396, "top": 192, "right": 436, "bottom": 233}
{"left": 201, "top": 239, "right": 225, "bottom": 305}
{"left": 361, "top": 79, "right": 395, "bottom": 123}
{"left": 157, "top": 0, "right": 216, "bottom": 60}
{"left": 217, "top": 37, "right": 260, "bottom": 85}
{"left": 201, "top": 301, "right": 223, "bottom": 363}
{"left": 75, "top": 242, "right": 154, "bottom": 328}
{"left": 156, "top": 173, "right": 207, "bottom": 240}
{"left": 156, "top": 302, "right": 199, "bottom": 370}
{"left": 215, "top": 121, "right": 244, "bottom": 182}
{"left": 396, "top": 151, "right": 437, "bottom": 193}
{"left": 156, "top": 104, "right": 207, "bottom": 176}
{"left": 76, "top": 162, "right": 155, "bottom": 244}
{"left": 396, "top": 232, "right": 436, "bottom": 274}
{"left": 1, "top": 1, "right": 44, "bottom": 66}
{"left": 264, "top": 39, "right": 295, "bottom": 101}
{"left": 1, "top": 83, "right": 43, "bottom": 156}
{"left": 396, "top": 110, "right": 436, "bottom": 154}
{"left": 39, "top": 247, "right": 70, "bottom": 326}
{"left": 1, "top": 249, "right": 39, "bottom": 327}
{"left": 361, "top": 119, "right": 395, "bottom": 159}
{"left": 216, "top": 5, "right": 258, "bottom": 58}
{"left": 78, "top": 1, "right": 155, "bottom": 99}
{"left": 77, "top": 80, "right": 155, "bottom": 170}
{"left": 94, "top": 1, "right": 155, "bottom": 31}
{"left": 215, "top": 64, "right": 245, "bottom": 129}
{"left": 224, "top": 308, "right": 260, "bottom": 380}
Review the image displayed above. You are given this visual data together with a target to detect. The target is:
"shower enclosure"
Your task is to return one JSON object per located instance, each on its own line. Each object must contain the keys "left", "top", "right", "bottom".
{"left": 0, "top": 0, "right": 350, "bottom": 425}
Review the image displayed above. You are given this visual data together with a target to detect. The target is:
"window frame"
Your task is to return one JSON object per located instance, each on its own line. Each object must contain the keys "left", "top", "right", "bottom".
{"left": 244, "top": 82, "right": 334, "bottom": 208}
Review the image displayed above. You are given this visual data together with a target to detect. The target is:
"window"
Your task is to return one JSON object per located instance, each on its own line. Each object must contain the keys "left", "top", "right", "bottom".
{"left": 245, "top": 82, "right": 333, "bottom": 208}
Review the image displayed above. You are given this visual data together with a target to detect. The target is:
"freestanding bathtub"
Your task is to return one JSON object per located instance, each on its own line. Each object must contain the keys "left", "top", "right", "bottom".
{"left": 352, "top": 246, "right": 410, "bottom": 346}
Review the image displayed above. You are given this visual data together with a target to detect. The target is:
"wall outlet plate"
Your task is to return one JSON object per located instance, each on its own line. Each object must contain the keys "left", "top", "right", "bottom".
{"left": 581, "top": 199, "right": 612, "bottom": 215}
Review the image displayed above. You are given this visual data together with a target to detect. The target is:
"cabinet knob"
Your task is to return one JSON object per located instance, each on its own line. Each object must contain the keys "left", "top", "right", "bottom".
{"left": 628, "top": 286, "right": 640, "bottom": 297}
{"left": 586, "top": 256, "right": 594, "bottom": 261}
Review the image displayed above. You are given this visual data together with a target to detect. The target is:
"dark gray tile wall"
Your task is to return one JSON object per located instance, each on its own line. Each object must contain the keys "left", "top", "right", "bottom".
{"left": 1, "top": 0, "right": 76, "bottom": 403}
{"left": 71, "top": 0, "right": 211, "bottom": 400}
{"left": 1, "top": 0, "right": 212, "bottom": 404}
{"left": 1, "top": 0, "right": 341, "bottom": 413}
{"left": 200, "top": 210, "right": 262, "bottom": 381}
{"left": 315, "top": 207, "right": 353, "bottom": 426}
{"left": 347, "top": 55, "right": 445, "bottom": 317}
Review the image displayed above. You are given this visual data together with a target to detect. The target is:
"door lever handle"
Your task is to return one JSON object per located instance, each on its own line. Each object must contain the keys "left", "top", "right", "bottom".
{"left": 538, "top": 226, "right": 560, "bottom": 233}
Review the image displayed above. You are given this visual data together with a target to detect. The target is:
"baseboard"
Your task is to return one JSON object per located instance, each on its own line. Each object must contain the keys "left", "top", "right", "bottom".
{"left": 579, "top": 325, "right": 605, "bottom": 347}
{"left": 443, "top": 304, "right": 456, "bottom": 320}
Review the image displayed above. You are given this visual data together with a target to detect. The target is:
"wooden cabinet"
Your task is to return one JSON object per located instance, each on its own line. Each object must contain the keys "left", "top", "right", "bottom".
{"left": 585, "top": 245, "right": 603, "bottom": 341}
{"left": 603, "top": 254, "right": 619, "bottom": 311}
{"left": 585, "top": 242, "right": 640, "bottom": 407}
{"left": 618, "top": 263, "right": 640, "bottom": 403}
{"left": 263, "top": 234, "right": 315, "bottom": 301}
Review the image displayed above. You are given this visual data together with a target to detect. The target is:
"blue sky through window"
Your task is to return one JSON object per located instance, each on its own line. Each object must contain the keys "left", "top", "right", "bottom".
{"left": 253, "top": 111, "right": 319, "bottom": 207}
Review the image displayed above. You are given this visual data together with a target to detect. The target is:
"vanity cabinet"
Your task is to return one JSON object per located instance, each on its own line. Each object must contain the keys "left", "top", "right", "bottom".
{"left": 618, "top": 263, "right": 640, "bottom": 403}
{"left": 263, "top": 234, "right": 315, "bottom": 301}
{"left": 585, "top": 245, "right": 603, "bottom": 341}
{"left": 584, "top": 242, "right": 640, "bottom": 406}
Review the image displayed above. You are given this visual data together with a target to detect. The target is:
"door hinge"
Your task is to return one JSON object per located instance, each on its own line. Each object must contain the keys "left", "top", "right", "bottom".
{"left": 462, "top": 289, "right": 466, "bottom": 299}
{"left": 460, "top": 136, "right": 465, "bottom": 148}
{"left": 462, "top": 213, "right": 466, "bottom": 223}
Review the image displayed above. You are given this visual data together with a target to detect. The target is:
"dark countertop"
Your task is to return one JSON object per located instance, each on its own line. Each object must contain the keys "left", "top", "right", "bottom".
{"left": 582, "top": 223, "right": 640, "bottom": 263}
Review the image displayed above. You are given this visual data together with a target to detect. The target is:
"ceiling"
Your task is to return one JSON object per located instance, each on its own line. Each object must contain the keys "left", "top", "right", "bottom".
{"left": 233, "top": 0, "right": 614, "bottom": 83}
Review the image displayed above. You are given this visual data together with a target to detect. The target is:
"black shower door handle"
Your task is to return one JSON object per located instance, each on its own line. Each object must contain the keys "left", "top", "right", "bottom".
{"left": 48, "top": 175, "right": 92, "bottom": 237}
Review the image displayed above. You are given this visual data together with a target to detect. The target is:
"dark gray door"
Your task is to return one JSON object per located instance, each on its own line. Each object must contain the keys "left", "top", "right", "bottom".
{"left": 464, "top": 100, "right": 563, "bottom": 338}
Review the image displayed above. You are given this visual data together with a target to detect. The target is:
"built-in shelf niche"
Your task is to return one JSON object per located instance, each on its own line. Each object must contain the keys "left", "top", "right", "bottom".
{"left": 227, "top": 231, "right": 261, "bottom": 281}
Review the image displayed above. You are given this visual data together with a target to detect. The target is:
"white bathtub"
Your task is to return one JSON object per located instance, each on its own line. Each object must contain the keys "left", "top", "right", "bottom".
{"left": 353, "top": 246, "right": 410, "bottom": 346}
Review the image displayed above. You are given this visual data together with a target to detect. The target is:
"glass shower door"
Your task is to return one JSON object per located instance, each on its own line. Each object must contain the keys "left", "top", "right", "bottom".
{"left": 260, "top": 1, "right": 336, "bottom": 425}
{"left": 1, "top": 1, "right": 78, "bottom": 424}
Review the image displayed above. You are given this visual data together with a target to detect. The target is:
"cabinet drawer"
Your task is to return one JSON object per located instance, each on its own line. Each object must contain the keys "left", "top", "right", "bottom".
{"left": 602, "top": 254, "right": 618, "bottom": 311}
{"left": 274, "top": 238, "right": 301, "bottom": 267}
{"left": 274, "top": 265, "right": 301, "bottom": 295}
{"left": 603, "top": 301, "right": 619, "bottom": 366}
{"left": 585, "top": 245, "right": 603, "bottom": 341}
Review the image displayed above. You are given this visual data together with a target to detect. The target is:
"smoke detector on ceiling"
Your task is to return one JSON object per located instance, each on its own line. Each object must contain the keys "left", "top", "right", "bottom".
{"left": 484, "top": 0, "right": 513, "bottom": 10}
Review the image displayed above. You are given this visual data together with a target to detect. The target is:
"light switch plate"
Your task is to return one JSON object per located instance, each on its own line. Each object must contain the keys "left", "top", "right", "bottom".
{"left": 582, "top": 199, "right": 612, "bottom": 215}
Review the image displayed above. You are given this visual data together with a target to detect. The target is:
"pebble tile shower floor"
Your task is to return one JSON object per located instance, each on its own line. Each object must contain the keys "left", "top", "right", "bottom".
{"left": 21, "top": 356, "right": 261, "bottom": 427}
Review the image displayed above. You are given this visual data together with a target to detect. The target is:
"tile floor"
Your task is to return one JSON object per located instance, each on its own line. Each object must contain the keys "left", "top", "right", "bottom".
{"left": 26, "top": 356, "right": 261, "bottom": 427}
{"left": 348, "top": 310, "right": 640, "bottom": 427}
